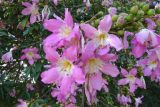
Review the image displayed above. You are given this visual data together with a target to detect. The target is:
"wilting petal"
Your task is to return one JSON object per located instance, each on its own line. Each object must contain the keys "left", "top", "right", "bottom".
{"left": 130, "top": 68, "right": 137, "bottom": 76}
{"left": 43, "top": 19, "right": 64, "bottom": 33}
{"left": 118, "top": 78, "right": 129, "bottom": 85}
{"left": 21, "top": 8, "right": 31, "bottom": 15}
{"left": 30, "top": 14, "right": 37, "bottom": 24}
{"left": 108, "top": 34, "right": 123, "bottom": 51}
{"left": 64, "top": 8, "right": 73, "bottom": 28}
{"left": 123, "top": 31, "right": 133, "bottom": 49}
{"left": 102, "top": 63, "right": 119, "bottom": 77}
{"left": 72, "top": 66, "right": 85, "bottom": 84}
{"left": 41, "top": 68, "right": 59, "bottom": 84}
{"left": 98, "top": 15, "right": 112, "bottom": 32}
{"left": 80, "top": 23, "right": 97, "bottom": 39}
{"left": 90, "top": 72, "right": 103, "bottom": 90}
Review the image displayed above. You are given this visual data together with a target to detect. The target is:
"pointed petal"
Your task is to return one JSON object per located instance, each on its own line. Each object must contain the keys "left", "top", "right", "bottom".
{"left": 121, "top": 68, "right": 128, "bottom": 76}
{"left": 41, "top": 68, "right": 59, "bottom": 84}
{"left": 90, "top": 72, "right": 103, "bottom": 90}
{"left": 108, "top": 34, "right": 123, "bottom": 51}
{"left": 43, "top": 19, "right": 64, "bottom": 33}
{"left": 72, "top": 66, "right": 85, "bottom": 84}
{"left": 118, "top": 78, "right": 129, "bottom": 85}
{"left": 21, "top": 8, "right": 31, "bottom": 15}
{"left": 130, "top": 68, "right": 137, "bottom": 76}
{"left": 30, "top": 14, "right": 37, "bottom": 24}
{"left": 102, "top": 63, "right": 119, "bottom": 77}
{"left": 98, "top": 15, "right": 112, "bottom": 32}
{"left": 60, "top": 77, "right": 72, "bottom": 95}
{"left": 135, "top": 78, "right": 144, "bottom": 88}
{"left": 64, "top": 46, "right": 78, "bottom": 61}
{"left": 129, "top": 84, "right": 137, "bottom": 93}
{"left": 80, "top": 23, "right": 97, "bottom": 39}
{"left": 64, "top": 8, "right": 73, "bottom": 27}
{"left": 22, "top": 2, "right": 32, "bottom": 7}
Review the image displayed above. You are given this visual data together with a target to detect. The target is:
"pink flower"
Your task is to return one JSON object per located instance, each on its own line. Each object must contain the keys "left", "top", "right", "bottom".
{"left": 102, "top": 0, "right": 113, "bottom": 7}
{"left": 123, "top": 31, "right": 134, "bottom": 49}
{"left": 17, "top": 99, "right": 27, "bottom": 107}
{"left": 9, "top": 88, "right": 16, "bottom": 97}
{"left": 21, "top": 0, "right": 40, "bottom": 24}
{"left": 132, "top": 29, "right": 160, "bottom": 58}
{"left": 135, "top": 96, "right": 143, "bottom": 107}
{"left": 26, "top": 83, "right": 34, "bottom": 91}
{"left": 43, "top": 8, "right": 80, "bottom": 47}
{"left": 53, "top": 0, "right": 60, "bottom": 5}
{"left": 81, "top": 14, "right": 123, "bottom": 52}
{"left": 108, "top": 7, "right": 117, "bottom": 16}
{"left": 82, "top": 44, "right": 119, "bottom": 105}
{"left": 1, "top": 51, "right": 13, "bottom": 63}
{"left": 118, "top": 68, "right": 144, "bottom": 93}
{"left": 21, "top": 47, "right": 40, "bottom": 65}
{"left": 137, "top": 47, "right": 160, "bottom": 82}
{"left": 117, "top": 94, "right": 131, "bottom": 106}
{"left": 41, "top": 46, "right": 85, "bottom": 102}
{"left": 145, "top": 18, "right": 156, "bottom": 30}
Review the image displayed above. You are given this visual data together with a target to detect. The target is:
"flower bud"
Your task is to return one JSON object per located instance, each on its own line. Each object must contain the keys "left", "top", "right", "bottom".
{"left": 147, "top": 9, "right": 155, "bottom": 16}
{"left": 98, "top": 11, "right": 104, "bottom": 16}
{"left": 117, "top": 30, "right": 124, "bottom": 36}
{"left": 130, "top": 5, "right": 138, "bottom": 14}
{"left": 125, "top": 14, "right": 133, "bottom": 22}
{"left": 112, "top": 15, "right": 118, "bottom": 22}
{"left": 142, "top": 4, "right": 149, "bottom": 11}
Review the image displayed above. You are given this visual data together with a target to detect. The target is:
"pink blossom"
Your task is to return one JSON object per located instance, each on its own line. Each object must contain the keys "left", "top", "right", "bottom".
{"left": 81, "top": 14, "right": 123, "bottom": 52}
{"left": 145, "top": 18, "right": 156, "bottom": 30}
{"left": 21, "top": 0, "right": 40, "bottom": 24}
{"left": 118, "top": 68, "right": 144, "bottom": 93}
{"left": 1, "top": 51, "right": 13, "bottom": 63}
{"left": 53, "top": 0, "right": 60, "bottom": 5}
{"left": 17, "top": 99, "right": 27, "bottom": 107}
{"left": 41, "top": 46, "right": 85, "bottom": 103}
{"left": 21, "top": 47, "right": 40, "bottom": 65}
{"left": 137, "top": 47, "right": 160, "bottom": 82}
{"left": 83, "top": 0, "right": 92, "bottom": 7}
{"left": 82, "top": 44, "right": 119, "bottom": 105}
{"left": 108, "top": 7, "right": 117, "bottom": 16}
{"left": 132, "top": 29, "right": 160, "bottom": 58}
{"left": 26, "top": 83, "right": 34, "bottom": 91}
{"left": 135, "top": 96, "right": 143, "bottom": 107}
{"left": 102, "top": 0, "right": 113, "bottom": 7}
{"left": 117, "top": 94, "right": 131, "bottom": 106}
{"left": 9, "top": 88, "right": 16, "bottom": 97}
{"left": 43, "top": 8, "right": 80, "bottom": 46}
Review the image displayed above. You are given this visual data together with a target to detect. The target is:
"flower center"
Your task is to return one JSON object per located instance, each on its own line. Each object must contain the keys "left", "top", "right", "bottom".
{"left": 149, "top": 60, "right": 158, "bottom": 70}
{"left": 127, "top": 74, "right": 135, "bottom": 83}
{"left": 57, "top": 59, "right": 72, "bottom": 76}
{"left": 60, "top": 26, "right": 71, "bottom": 38}
{"left": 94, "top": 31, "right": 108, "bottom": 47}
{"left": 27, "top": 52, "right": 34, "bottom": 57}
{"left": 85, "top": 58, "right": 104, "bottom": 74}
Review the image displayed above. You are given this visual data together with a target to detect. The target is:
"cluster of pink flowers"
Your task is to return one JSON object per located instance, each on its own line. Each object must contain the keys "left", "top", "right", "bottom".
{"left": 18, "top": 1, "right": 160, "bottom": 106}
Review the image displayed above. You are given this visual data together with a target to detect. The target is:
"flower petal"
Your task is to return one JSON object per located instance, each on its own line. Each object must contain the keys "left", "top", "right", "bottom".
{"left": 102, "top": 63, "right": 119, "bottom": 77}
{"left": 98, "top": 15, "right": 112, "bottom": 32}
{"left": 72, "top": 66, "right": 85, "bottom": 84}
{"left": 130, "top": 68, "right": 137, "bottom": 76}
{"left": 41, "top": 68, "right": 59, "bottom": 84}
{"left": 80, "top": 23, "right": 97, "bottom": 39}
{"left": 21, "top": 8, "right": 32, "bottom": 15}
{"left": 64, "top": 8, "right": 73, "bottom": 28}
{"left": 118, "top": 78, "right": 129, "bottom": 85}
{"left": 30, "top": 14, "right": 37, "bottom": 24}
{"left": 43, "top": 19, "right": 64, "bottom": 33}
{"left": 108, "top": 34, "right": 123, "bottom": 51}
